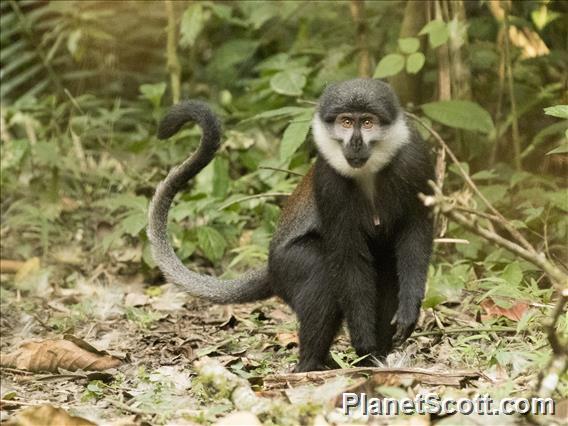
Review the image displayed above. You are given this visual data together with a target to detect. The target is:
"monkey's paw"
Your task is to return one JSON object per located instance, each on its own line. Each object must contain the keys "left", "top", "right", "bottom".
{"left": 293, "top": 359, "right": 327, "bottom": 373}
{"left": 390, "top": 308, "right": 419, "bottom": 346}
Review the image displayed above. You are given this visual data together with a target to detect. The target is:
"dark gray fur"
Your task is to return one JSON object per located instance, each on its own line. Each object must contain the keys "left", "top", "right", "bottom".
{"left": 319, "top": 79, "right": 400, "bottom": 124}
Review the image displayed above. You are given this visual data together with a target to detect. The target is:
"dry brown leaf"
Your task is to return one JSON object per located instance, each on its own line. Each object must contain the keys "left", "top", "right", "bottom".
{"left": 5, "top": 405, "right": 95, "bottom": 426}
{"left": 0, "top": 336, "right": 122, "bottom": 373}
{"left": 480, "top": 298, "right": 530, "bottom": 322}
{"left": 268, "top": 308, "right": 292, "bottom": 322}
{"left": 124, "top": 292, "right": 150, "bottom": 307}
{"left": 276, "top": 332, "right": 298, "bottom": 348}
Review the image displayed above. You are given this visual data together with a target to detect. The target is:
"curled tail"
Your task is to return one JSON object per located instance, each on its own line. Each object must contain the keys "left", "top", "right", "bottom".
{"left": 147, "top": 101, "right": 273, "bottom": 304}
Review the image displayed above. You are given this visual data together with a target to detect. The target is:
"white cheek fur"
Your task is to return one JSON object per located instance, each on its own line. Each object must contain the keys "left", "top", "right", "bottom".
{"left": 312, "top": 115, "right": 410, "bottom": 178}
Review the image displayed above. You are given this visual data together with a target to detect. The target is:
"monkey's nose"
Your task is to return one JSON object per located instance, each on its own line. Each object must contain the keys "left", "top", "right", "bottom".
{"left": 346, "top": 157, "right": 368, "bottom": 168}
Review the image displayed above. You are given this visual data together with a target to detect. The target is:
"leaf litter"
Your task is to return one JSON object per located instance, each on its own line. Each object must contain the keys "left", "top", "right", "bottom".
{"left": 0, "top": 262, "right": 564, "bottom": 425}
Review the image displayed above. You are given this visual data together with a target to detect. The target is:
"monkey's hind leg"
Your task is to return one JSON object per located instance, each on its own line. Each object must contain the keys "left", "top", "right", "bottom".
{"left": 271, "top": 240, "right": 342, "bottom": 372}
{"left": 293, "top": 281, "right": 343, "bottom": 372}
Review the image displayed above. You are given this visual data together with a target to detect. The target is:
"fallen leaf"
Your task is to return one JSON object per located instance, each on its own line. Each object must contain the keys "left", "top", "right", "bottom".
{"left": 60, "top": 196, "right": 80, "bottom": 212}
{"left": 0, "top": 336, "right": 122, "bottom": 372}
{"left": 276, "top": 332, "right": 298, "bottom": 348}
{"left": 5, "top": 405, "right": 95, "bottom": 426}
{"left": 480, "top": 298, "right": 530, "bottom": 321}
{"left": 150, "top": 284, "right": 187, "bottom": 311}
{"left": 124, "top": 292, "right": 150, "bottom": 307}
{"left": 268, "top": 308, "right": 292, "bottom": 322}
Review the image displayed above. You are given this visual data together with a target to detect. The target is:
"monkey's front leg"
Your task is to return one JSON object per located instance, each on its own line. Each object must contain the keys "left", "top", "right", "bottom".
{"left": 391, "top": 216, "right": 433, "bottom": 346}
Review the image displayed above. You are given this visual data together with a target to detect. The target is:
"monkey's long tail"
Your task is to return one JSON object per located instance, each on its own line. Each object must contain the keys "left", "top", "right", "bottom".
{"left": 147, "top": 101, "right": 273, "bottom": 304}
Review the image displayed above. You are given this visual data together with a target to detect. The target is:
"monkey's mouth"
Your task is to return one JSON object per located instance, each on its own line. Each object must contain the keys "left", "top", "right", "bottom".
{"left": 346, "top": 157, "right": 368, "bottom": 168}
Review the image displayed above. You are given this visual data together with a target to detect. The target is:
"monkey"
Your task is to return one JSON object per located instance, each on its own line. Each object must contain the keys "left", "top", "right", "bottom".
{"left": 147, "top": 79, "right": 434, "bottom": 373}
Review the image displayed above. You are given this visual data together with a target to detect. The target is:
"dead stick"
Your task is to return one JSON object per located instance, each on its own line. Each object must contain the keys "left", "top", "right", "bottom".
{"left": 0, "top": 259, "right": 26, "bottom": 273}
{"left": 407, "top": 112, "right": 534, "bottom": 252}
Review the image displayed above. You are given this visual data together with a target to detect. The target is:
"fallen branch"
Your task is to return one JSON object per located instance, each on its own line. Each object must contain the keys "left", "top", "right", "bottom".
{"left": 413, "top": 326, "right": 517, "bottom": 337}
{"left": 0, "top": 259, "right": 26, "bottom": 274}
{"left": 264, "top": 367, "right": 486, "bottom": 390}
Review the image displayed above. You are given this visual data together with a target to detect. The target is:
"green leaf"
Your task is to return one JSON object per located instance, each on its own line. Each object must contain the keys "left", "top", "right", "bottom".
{"left": 34, "top": 141, "right": 59, "bottom": 167}
{"left": 206, "top": 2, "right": 247, "bottom": 26}
{"left": 180, "top": 3, "right": 206, "bottom": 48}
{"left": 212, "top": 157, "right": 230, "bottom": 198}
{"left": 471, "top": 170, "right": 498, "bottom": 181}
{"left": 406, "top": 52, "right": 425, "bottom": 74}
{"left": 546, "top": 142, "right": 568, "bottom": 155}
{"left": 398, "top": 37, "right": 420, "bottom": 54}
{"left": 139, "top": 83, "right": 167, "bottom": 109}
{"left": 97, "top": 194, "right": 148, "bottom": 213}
{"left": 330, "top": 351, "right": 350, "bottom": 369}
{"left": 245, "top": 2, "right": 278, "bottom": 29}
{"left": 255, "top": 53, "right": 290, "bottom": 71}
{"left": 500, "top": 263, "right": 523, "bottom": 287}
{"left": 531, "top": 5, "right": 560, "bottom": 30}
{"left": 419, "top": 19, "right": 449, "bottom": 48}
{"left": 279, "top": 112, "right": 312, "bottom": 164}
{"left": 244, "top": 106, "right": 311, "bottom": 123}
{"left": 1, "top": 139, "right": 28, "bottom": 170}
{"left": 121, "top": 212, "right": 147, "bottom": 237}
{"left": 544, "top": 105, "right": 568, "bottom": 119}
{"left": 373, "top": 54, "right": 405, "bottom": 78}
{"left": 208, "top": 39, "right": 259, "bottom": 72}
{"left": 66, "top": 29, "right": 82, "bottom": 56}
{"left": 270, "top": 69, "right": 307, "bottom": 97}
{"left": 421, "top": 100, "right": 494, "bottom": 133}
{"left": 197, "top": 226, "right": 227, "bottom": 262}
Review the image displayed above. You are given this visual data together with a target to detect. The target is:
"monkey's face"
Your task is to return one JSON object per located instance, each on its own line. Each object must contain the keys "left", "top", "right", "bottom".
{"left": 312, "top": 79, "right": 411, "bottom": 178}
{"left": 312, "top": 111, "right": 409, "bottom": 178}
{"left": 332, "top": 112, "right": 382, "bottom": 168}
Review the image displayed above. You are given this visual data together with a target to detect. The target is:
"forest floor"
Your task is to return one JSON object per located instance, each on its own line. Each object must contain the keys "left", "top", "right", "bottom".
{"left": 0, "top": 262, "right": 565, "bottom": 425}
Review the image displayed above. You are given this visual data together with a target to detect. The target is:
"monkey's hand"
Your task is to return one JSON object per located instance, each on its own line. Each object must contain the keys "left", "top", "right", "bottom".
{"left": 390, "top": 306, "right": 419, "bottom": 346}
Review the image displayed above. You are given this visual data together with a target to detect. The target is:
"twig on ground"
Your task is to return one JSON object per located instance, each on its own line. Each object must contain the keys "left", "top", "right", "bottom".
{"left": 413, "top": 326, "right": 517, "bottom": 338}
{"left": 265, "top": 367, "right": 488, "bottom": 390}
{"left": 0, "top": 399, "right": 46, "bottom": 407}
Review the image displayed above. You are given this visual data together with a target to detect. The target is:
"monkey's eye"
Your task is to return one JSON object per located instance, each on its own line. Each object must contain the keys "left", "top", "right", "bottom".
{"left": 362, "top": 119, "right": 374, "bottom": 129}
{"left": 341, "top": 117, "right": 353, "bottom": 128}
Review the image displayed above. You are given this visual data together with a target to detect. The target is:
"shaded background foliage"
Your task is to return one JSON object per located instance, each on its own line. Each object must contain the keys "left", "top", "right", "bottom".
{"left": 1, "top": 0, "right": 567, "bottom": 398}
